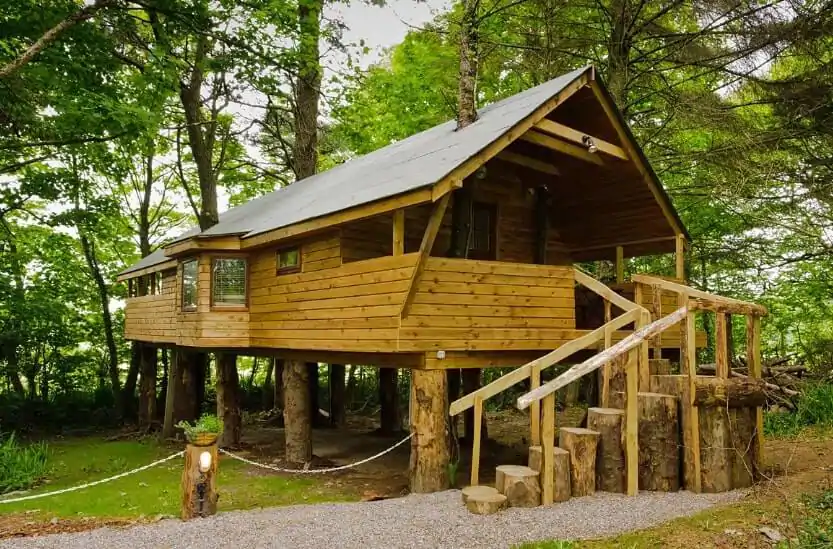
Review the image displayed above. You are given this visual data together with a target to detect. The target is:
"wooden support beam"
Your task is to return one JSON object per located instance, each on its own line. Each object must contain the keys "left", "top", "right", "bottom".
{"left": 689, "top": 298, "right": 764, "bottom": 317}
{"left": 400, "top": 193, "right": 451, "bottom": 319}
{"left": 637, "top": 309, "right": 651, "bottom": 391}
{"left": 575, "top": 268, "right": 642, "bottom": 313}
{"left": 615, "top": 246, "right": 625, "bottom": 283}
{"left": 393, "top": 209, "right": 405, "bottom": 256}
{"left": 715, "top": 313, "right": 729, "bottom": 379}
{"left": 675, "top": 234, "right": 686, "bottom": 281}
{"left": 747, "top": 315, "right": 764, "bottom": 479}
{"left": 520, "top": 129, "right": 604, "bottom": 166}
{"left": 431, "top": 177, "right": 463, "bottom": 202}
{"left": 541, "top": 393, "right": 556, "bottom": 505}
{"left": 535, "top": 119, "right": 628, "bottom": 160}
{"left": 632, "top": 274, "right": 767, "bottom": 316}
{"left": 496, "top": 150, "right": 560, "bottom": 176}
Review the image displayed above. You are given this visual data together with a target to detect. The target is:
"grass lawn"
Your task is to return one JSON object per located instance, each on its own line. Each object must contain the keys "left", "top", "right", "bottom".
{"left": 0, "top": 436, "right": 353, "bottom": 521}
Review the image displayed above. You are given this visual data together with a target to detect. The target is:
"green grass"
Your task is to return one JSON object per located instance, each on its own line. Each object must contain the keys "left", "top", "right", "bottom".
{"left": 0, "top": 433, "right": 49, "bottom": 493}
{"left": 0, "top": 436, "right": 352, "bottom": 519}
{"left": 513, "top": 541, "right": 576, "bottom": 549}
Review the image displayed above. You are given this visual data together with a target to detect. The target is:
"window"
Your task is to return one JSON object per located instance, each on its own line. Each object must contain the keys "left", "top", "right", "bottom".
{"left": 152, "top": 272, "right": 162, "bottom": 295}
{"left": 468, "top": 202, "right": 497, "bottom": 260}
{"left": 277, "top": 247, "right": 301, "bottom": 274}
{"left": 181, "top": 259, "right": 198, "bottom": 310}
{"left": 212, "top": 257, "right": 247, "bottom": 307}
{"left": 128, "top": 278, "right": 138, "bottom": 298}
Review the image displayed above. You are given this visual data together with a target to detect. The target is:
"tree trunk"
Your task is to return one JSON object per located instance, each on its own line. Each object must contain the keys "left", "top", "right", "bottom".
{"left": 78, "top": 231, "right": 122, "bottom": 419}
{"left": 292, "top": 0, "right": 323, "bottom": 181}
{"left": 329, "top": 364, "right": 346, "bottom": 427}
{"left": 379, "top": 368, "right": 400, "bottom": 434}
{"left": 283, "top": 360, "right": 312, "bottom": 464}
{"left": 606, "top": 0, "right": 633, "bottom": 110}
{"left": 138, "top": 344, "right": 158, "bottom": 430}
{"left": 638, "top": 393, "right": 680, "bottom": 491}
{"left": 274, "top": 358, "right": 285, "bottom": 411}
{"left": 262, "top": 357, "right": 274, "bottom": 410}
{"left": 307, "top": 362, "right": 325, "bottom": 426}
{"left": 123, "top": 342, "right": 141, "bottom": 420}
{"left": 409, "top": 369, "right": 450, "bottom": 492}
{"left": 216, "top": 352, "right": 241, "bottom": 448}
{"left": 457, "top": 0, "right": 479, "bottom": 128}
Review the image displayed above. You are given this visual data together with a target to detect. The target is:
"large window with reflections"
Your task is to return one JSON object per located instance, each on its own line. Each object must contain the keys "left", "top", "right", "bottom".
{"left": 212, "top": 257, "right": 247, "bottom": 307}
{"left": 181, "top": 259, "right": 199, "bottom": 311}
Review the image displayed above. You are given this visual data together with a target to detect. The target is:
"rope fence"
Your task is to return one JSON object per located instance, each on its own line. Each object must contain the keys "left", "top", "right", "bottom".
{"left": 0, "top": 450, "right": 184, "bottom": 505}
{"left": 220, "top": 433, "right": 413, "bottom": 474}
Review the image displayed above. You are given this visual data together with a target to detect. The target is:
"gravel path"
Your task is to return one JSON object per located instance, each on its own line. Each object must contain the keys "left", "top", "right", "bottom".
{"left": 1, "top": 489, "right": 745, "bottom": 549}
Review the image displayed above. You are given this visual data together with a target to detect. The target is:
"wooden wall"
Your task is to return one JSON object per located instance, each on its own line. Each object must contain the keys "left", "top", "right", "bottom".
{"left": 124, "top": 269, "right": 177, "bottom": 343}
{"left": 249, "top": 246, "right": 418, "bottom": 351}
{"left": 400, "top": 258, "right": 577, "bottom": 351}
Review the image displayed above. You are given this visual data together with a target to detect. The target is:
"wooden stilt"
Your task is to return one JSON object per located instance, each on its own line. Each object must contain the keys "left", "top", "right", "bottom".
{"left": 746, "top": 315, "right": 764, "bottom": 479}
{"left": 541, "top": 393, "right": 555, "bottom": 505}
{"left": 680, "top": 298, "right": 702, "bottom": 493}
{"left": 470, "top": 395, "right": 483, "bottom": 486}
{"left": 625, "top": 348, "right": 639, "bottom": 496}
{"left": 283, "top": 360, "right": 312, "bottom": 465}
{"left": 379, "top": 367, "right": 400, "bottom": 434}
{"left": 409, "top": 369, "right": 450, "bottom": 493}
{"left": 216, "top": 352, "right": 241, "bottom": 448}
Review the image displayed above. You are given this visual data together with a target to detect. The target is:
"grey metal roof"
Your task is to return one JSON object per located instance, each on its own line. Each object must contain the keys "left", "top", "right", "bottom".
{"left": 120, "top": 67, "right": 590, "bottom": 276}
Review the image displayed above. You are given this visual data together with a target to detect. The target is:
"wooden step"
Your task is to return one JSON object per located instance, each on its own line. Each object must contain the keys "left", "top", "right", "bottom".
{"left": 528, "top": 445, "right": 571, "bottom": 502}
{"left": 465, "top": 491, "right": 508, "bottom": 515}
{"left": 495, "top": 464, "right": 541, "bottom": 508}
{"left": 558, "top": 427, "right": 600, "bottom": 497}
{"left": 461, "top": 485, "right": 500, "bottom": 504}
{"left": 638, "top": 392, "right": 680, "bottom": 491}
{"left": 587, "top": 407, "right": 625, "bottom": 493}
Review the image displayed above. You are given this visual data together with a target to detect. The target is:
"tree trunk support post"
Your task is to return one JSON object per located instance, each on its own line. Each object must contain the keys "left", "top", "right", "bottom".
{"left": 181, "top": 441, "right": 218, "bottom": 520}
{"left": 409, "top": 369, "right": 450, "bottom": 492}
{"left": 615, "top": 245, "right": 624, "bottom": 284}
{"left": 680, "top": 294, "right": 702, "bottom": 492}
{"left": 747, "top": 315, "right": 763, "bottom": 479}
{"left": 600, "top": 301, "right": 612, "bottom": 407}
{"left": 675, "top": 234, "right": 686, "bottom": 281}
{"left": 715, "top": 313, "right": 730, "bottom": 379}
{"left": 625, "top": 348, "right": 639, "bottom": 496}
{"left": 393, "top": 209, "right": 405, "bottom": 256}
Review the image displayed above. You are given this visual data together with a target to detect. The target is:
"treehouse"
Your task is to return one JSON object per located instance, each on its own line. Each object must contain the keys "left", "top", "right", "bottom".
{"left": 119, "top": 66, "right": 767, "bottom": 498}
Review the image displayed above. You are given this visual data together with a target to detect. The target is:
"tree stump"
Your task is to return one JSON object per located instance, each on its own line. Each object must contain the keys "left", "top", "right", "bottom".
{"left": 409, "top": 370, "right": 449, "bottom": 493}
{"left": 283, "top": 360, "right": 312, "bottom": 465}
{"left": 699, "top": 405, "right": 733, "bottom": 493}
{"left": 558, "top": 427, "right": 600, "bottom": 497}
{"left": 729, "top": 408, "right": 755, "bottom": 489}
{"left": 461, "top": 484, "right": 500, "bottom": 504}
{"left": 638, "top": 392, "right": 680, "bottom": 491}
{"left": 495, "top": 465, "right": 541, "bottom": 507}
{"left": 465, "top": 492, "right": 508, "bottom": 515}
{"left": 607, "top": 355, "right": 627, "bottom": 409}
{"left": 528, "top": 446, "right": 571, "bottom": 502}
{"left": 587, "top": 407, "right": 626, "bottom": 493}
{"left": 181, "top": 443, "right": 218, "bottom": 519}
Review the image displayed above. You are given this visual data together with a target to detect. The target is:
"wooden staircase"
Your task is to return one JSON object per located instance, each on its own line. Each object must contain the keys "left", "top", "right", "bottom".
{"left": 451, "top": 270, "right": 768, "bottom": 515}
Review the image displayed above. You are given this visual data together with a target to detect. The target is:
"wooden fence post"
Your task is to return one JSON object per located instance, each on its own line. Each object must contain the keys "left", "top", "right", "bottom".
{"left": 680, "top": 294, "right": 702, "bottom": 493}
{"left": 470, "top": 396, "right": 483, "bottom": 486}
{"left": 530, "top": 364, "right": 541, "bottom": 446}
{"left": 747, "top": 315, "right": 764, "bottom": 479}
{"left": 625, "top": 348, "right": 639, "bottom": 496}
{"left": 541, "top": 392, "right": 556, "bottom": 505}
{"left": 181, "top": 441, "right": 218, "bottom": 519}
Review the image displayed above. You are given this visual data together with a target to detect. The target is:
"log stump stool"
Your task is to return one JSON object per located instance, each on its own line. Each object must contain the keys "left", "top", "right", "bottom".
{"left": 587, "top": 407, "right": 626, "bottom": 493}
{"left": 528, "top": 445, "right": 571, "bottom": 502}
{"left": 495, "top": 465, "right": 541, "bottom": 507}
{"left": 558, "top": 427, "right": 600, "bottom": 497}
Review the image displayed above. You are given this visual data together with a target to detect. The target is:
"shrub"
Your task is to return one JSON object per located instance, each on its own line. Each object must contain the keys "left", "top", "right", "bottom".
{"left": 0, "top": 433, "right": 49, "bottom": 494}
{"left": 176, "top": 414, "right": 223, "bottom": 442}
{"left": 765, "top": 382, "right": 833, "bottom": 437}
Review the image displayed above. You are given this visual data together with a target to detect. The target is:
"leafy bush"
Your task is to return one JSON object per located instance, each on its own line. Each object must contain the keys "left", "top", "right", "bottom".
{"left": 765, "top": 383, "right": 833, "bottom": 437}
{"left": 176, "top": 414, "right": 223, "bottom": 441}
{"left": 0, "top": 433, "right": 49, "bottom": 494}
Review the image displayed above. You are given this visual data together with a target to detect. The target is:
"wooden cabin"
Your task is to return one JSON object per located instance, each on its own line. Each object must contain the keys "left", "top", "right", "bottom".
{"left": 119, "top": 66, "right": 757, "bottom": 495}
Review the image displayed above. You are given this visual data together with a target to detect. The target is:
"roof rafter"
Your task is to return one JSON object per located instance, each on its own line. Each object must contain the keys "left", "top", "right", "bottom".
{"left": 534, "top": 119, "right": 628, "bottom": 161}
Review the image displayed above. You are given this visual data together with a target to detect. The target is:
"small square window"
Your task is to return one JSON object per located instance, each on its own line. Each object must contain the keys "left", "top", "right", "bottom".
{"left": 277, "top": 247, "right": 301, "bottom": 274}
{"left": 181, "top": 259, "right": 198, "bottom": 311}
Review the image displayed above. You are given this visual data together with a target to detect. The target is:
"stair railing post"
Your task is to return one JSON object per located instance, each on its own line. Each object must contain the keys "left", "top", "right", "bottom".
{"left": 541, "top": 392, "right": 555, "bottom": 505}
{"left": 530, "top": 364, "right": 541, "bottom": 446}
{"left": 470, "top": 396, "right": 483, "bottom": 486}
{"left": 625, "top": 347, "right": 639, "bottom": 496}
{"left": 680, "top": 295, "right": 702, "bottom": 493}
{"left": 746, "top": 314, "right": 763, "bottom": 479}
{"left": 601, "top": 301, "right": 612, "bottom": 407}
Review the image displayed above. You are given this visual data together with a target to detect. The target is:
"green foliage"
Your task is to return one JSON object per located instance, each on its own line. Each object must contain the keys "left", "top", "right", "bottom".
{"left": 774, "top": 489, "right": 833, "bottom": 548}
{"left": 0, "top": 432, "right": 48, "bottom": 494}
{"left": 764, "top": 383, "right": 833, "bottom": 437}
{"left": 176, "top": 414, "right": 223, "bottom": 441}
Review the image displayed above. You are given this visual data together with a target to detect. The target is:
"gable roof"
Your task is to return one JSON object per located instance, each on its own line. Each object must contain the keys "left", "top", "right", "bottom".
{"left": 121, "top": 66, "right": 686, "bottom": 277}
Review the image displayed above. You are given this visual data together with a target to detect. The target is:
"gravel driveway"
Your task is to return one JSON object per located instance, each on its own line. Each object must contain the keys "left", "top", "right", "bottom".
{"left": 0, "top": 489, "right": 744, "bottom": 549}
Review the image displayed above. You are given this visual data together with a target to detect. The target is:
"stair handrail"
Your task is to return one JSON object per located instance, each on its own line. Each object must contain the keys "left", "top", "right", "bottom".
{"left": 631, "top": 274, "right": 766, "bottom": 316}
{"left": 516, "top": 305, "right": 689, "bottom": 410}
{"left": 448, "top": 306, "right": 641, "bottom": 416}
{"left": 574, "top": 267, "right": 647, "bottom": 313}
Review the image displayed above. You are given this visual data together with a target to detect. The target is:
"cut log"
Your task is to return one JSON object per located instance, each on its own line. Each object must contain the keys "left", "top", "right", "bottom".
{"left": 528, "top": 445, "right": 571, "bottom": 502}
{"left": 461, "top": 484, "right": 500, "bottom": 504}
{"left": 649, "top": 359, "right": 672, "bottom": 376}
{"left": 637, "top": 392, "right": 680, "bottom": 491}
{"left": 181, "top": 443, "right": 218, "bottom": 519}
{"left": 693, "top": 377, "right": 767, "bottom": 408}
{"left": 698, "top": 405, "right": 733, "bottom": 493}
{"left": 607, "top": 356, "right": 627, "bottom": 409}
{"left": 495, "top": 465, "right": 541, "bottom": 507}
{"left": 729, "top": 407, "right": 755, "bottom": 489}
{"left": 558, "top": 427, "right": 600, "bottom": 497}
{"left": 587, "top": 407, "right": 626, "bottom": 493}
{"left": 465, "top": 492, "right": 508, "bottom": 515}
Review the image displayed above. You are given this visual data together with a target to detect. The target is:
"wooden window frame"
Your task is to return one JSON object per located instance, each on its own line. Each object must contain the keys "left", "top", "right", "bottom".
{"left": 276, "top": 246, "right": 302, "bottom": 275}
{"left": 467, "top": 201, "right": 498, "bottom": 261}
{"left": 181, "top": 258, "right": 199, "bottom": 312}
{"left": 210, "top": 256, "right": 249, "bottom": 310}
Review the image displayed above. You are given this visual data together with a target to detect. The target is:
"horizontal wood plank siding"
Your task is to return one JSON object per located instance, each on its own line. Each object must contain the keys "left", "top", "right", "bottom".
{"left": 249, "top": 252, "right": 418, "bottom": 351}
{"left": 399, "top": 258, "right": 576, "bottom": 351}
{"left": 124, "top": 269, "right": 177, "bottom": 343}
